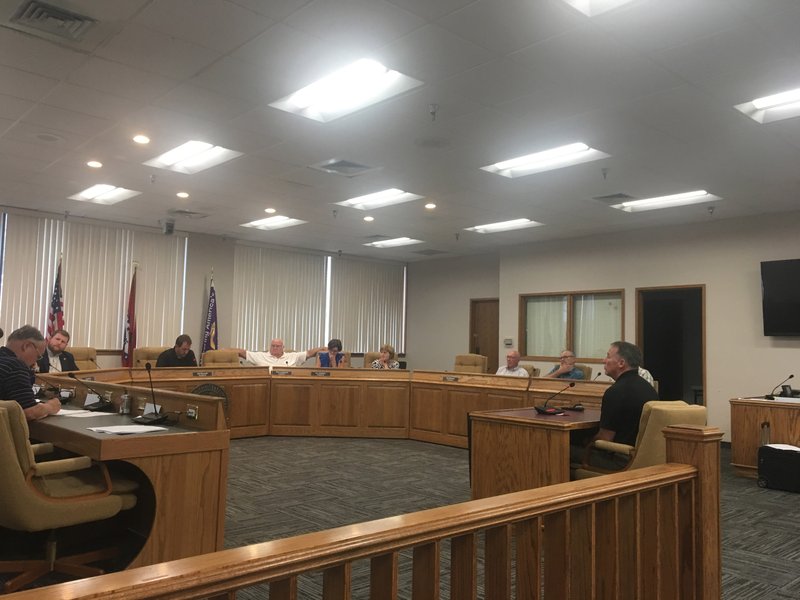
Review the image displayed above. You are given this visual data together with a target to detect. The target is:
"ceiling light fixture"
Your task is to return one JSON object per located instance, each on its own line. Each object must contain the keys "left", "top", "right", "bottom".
{"left": 86, "top": 160, "right": 102, "bottom": 168}
{"left": 559, "top": 0, "right": 638, "bottom": 17}
{"left": 465, "top": 218, "right": 543, "bottom": 233}
{"left": 735, "top": 86, "right": 800, "bottom": 124}
{"left": 144, "top": 141, "right": 243, "bottom": 174}
{"left": 363, "top": 216, "right": 374, "bottom": 222}
{"left": 610, "top": 190, "right": 720, "bottom": 212}
{"left": 133, "top": 134, "right": 150, "bottom": 144}
{"left": 176, "top": 192, "right": 189, "bottom": 198}
{"left": 337, "top": 188, "right": 423, "bottom": 210}
{"left": 269, "top": 59, "right": 423, "bottom": 122}
{"left": 482, "top": 142, "right": 609, "bottom": 178}
{"left": 264, "top": 207, "right": 277, "bottom": 214}
{"left": 241, "top": 215, "right": 307, "bottom": 230}
{"left": 68, "top": 184, "right": 141, "bottom": 205}
{"left": 364, "top": 237, "right": 423, "bottom": 248}
{"left": 424, "top": 203, "right": 436, "bottom": 210}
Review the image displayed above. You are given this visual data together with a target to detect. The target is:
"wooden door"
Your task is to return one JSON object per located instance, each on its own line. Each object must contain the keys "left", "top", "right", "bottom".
{"left": 470, "top": 298, "right": 499, "bottom": 373}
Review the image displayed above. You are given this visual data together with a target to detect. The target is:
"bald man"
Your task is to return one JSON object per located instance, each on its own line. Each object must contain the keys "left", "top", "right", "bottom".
{"left": 235, "top": 339, "right": 325, "bottom": 367}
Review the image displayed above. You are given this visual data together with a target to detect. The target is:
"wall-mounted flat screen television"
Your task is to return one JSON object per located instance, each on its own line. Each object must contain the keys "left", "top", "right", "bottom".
{"left": 761, "top": 258, "right": 800, "bottom": 336}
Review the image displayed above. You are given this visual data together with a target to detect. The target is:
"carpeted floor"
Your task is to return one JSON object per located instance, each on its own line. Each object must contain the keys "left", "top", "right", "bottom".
{"left": 225, "top": 437, "right": 800, "bottom": 599}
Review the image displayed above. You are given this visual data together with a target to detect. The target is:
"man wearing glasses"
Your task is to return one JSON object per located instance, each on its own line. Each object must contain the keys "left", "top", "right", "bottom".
{"left": 0, "top": 325, "right": 61, "bottom": 420}
{"left": 544, "top": 350, "right": 585, "bottom": 380}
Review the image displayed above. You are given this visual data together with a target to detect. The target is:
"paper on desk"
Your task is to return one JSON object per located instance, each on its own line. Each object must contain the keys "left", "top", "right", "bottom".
{"left": 766, "top": 443, "right": 800, "bottom": 452}
{"left": 57, "top": 409, "right": 109, "bottom": 417}
{"left": 88, "top": 425, "right": 168, "bottom": 434}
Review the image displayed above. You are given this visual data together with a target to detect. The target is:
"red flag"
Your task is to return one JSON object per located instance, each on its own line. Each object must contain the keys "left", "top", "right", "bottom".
{"left": 121, "top": 269, "right": 137, "bottom": 367}
{"left": 47, "top": 257, "right": 65, "bottom": 337}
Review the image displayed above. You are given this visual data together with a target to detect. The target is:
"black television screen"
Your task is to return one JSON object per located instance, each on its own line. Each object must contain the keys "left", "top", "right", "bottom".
{"left": 761, "top": 259, "right": 800, "bottom": 336}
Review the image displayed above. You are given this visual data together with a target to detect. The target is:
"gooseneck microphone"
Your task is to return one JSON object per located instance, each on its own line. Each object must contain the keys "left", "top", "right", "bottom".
{"left": 593, "top": 372, "right": 602, "bottom": 380}
{"left": 133, "top": 362, "right": 168, "bottom": 424}
{"left": 68, "top": 373, "right": 114, "bottom": 412}
{"left": 535, "top": 381, "right": 576, "bottom": 415}
{"left": 766, "top": 374, "right": 794, "bottom": 400}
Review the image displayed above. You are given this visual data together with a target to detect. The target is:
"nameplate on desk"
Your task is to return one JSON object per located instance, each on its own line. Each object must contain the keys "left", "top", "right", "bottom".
{"left": 83, "top": 376, "right": 96, "bottom": 381}
{"left": 272, "top": 369, "right": 292, "bottom": 376}
{"left": 192, "top": 371, "right": 212, "bottom": 377}
{"left": 443, "top": 375, "right": 459, "bottom": 382}
{"left": 311, "top": 370, "right": 331, "bottom": 377}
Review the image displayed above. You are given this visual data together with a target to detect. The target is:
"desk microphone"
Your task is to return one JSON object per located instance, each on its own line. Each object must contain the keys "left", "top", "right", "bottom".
{"left": 133, "top": 362, "right": 169, "bottom": 424}
{"left": 593, "top": 372, "right": 602, "bottom": 380}
{"left": 68, "top": 373, "right": 114, "bottom": 412}
{"left": 765, "top": 374, "right": 794, "bottom": 400}
{"left": 535, "top": 381, "right": 575, "bottom": 415}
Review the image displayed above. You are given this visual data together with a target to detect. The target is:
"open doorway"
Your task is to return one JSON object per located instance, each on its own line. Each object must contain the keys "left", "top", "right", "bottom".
{"left": 637, "top": 286, "right": 705, "bottom": 404}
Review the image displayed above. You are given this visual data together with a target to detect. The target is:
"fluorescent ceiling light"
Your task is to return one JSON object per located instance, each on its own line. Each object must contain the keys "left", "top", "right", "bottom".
{"left": 482, "top": 142, "right": 609, "bottom": 178}
{"left": 559, "top": 0, "right": 638, "bottom": 17}
{"left": 735, "top": 86, "right": 800, "bottom": 124}
{"left": 241, "top": 215, "right": 307, "bottom": 230}
{"left": 68, "top": 184, "right": 141, "bottom": 205}
{"left": 465, "top": 218, "right": 543, "bottom": 233}
{"left": 144, "top": 141, "right": 243, "bottom": 174}
{"left": 610, "top": 190, "right": 720, "bottom": 212}
{"left": 337, "top": 188, "right": 423, "bottom": 210}
{"left": 364, "top": 237, "right": 422, "bottom": 248}
{"left": 270, "top": 59, "right": 423, "bottom": 123}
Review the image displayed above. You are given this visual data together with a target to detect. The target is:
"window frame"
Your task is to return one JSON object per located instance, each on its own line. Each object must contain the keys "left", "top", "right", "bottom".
{"left": 518, "top": 288, "right": 625, "bottom": 362}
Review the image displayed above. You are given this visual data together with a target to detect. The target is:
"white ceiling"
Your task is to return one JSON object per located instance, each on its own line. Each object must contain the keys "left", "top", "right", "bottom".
{"left": 1, "top": 0, "right": 799, "bottom": 261}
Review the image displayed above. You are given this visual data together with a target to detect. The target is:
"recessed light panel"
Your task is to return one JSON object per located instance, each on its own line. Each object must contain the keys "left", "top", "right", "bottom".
{"left": 559, "top": 0, "right": 638, "bottom": 17}
{"left": 364, "top": 237, "right": 422, "bottom": 248}
{"left": 68, "top": 184, "right": 141, "bottom": 205}
{"left": 144, "top": 141, "right": 243, "bottom": 174}
{"left": 241, "top": 215, "right": 307, "bottom": 230}
{"left": 735, "top": 86, "right": 800, "bottom": 124}
{"left": 465, "top": 218, "right": 543, "bottom": 233}
{"left": 270, "top": 59, "right": 423, "bottom": 123}
{"left": 482, "top": 142, "right": 609, "bottom": 178}
{"left": 337, "top": 188, "right": 423, "bottom": 210}
{"left": 610, "top": 190, "right": 720, "bottom": 212}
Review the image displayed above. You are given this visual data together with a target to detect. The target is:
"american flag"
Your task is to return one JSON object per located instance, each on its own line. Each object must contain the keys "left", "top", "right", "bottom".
{"left": 47, "top": 258, "right": 64, "bottom": 337}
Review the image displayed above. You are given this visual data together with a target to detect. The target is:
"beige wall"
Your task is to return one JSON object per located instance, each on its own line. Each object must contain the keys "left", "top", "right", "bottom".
{"left": 406, "top": 211, "right": 800, "bottom": 440}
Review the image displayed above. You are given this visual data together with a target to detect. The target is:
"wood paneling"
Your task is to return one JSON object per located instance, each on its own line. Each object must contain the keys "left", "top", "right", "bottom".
{"left": 730, "top": 397, "right": 800, "bottom": 476}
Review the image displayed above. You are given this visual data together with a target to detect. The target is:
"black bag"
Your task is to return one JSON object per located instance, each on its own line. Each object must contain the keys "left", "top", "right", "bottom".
{"left": 757, "top": 445, "right": 800, "bottom": 493}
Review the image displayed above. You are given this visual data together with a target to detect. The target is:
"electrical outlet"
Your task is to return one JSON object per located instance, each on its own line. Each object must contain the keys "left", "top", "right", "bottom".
{"left": 186, "top": 404, "right": 199, "bottom": 420}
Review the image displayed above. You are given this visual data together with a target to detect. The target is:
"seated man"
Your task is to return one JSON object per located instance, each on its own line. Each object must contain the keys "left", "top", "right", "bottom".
{"left": 235, "top": 338, "right": 325, "bottom": 368}
{"left": 157, "top": 334, "right": 198, "bottom": 367}
{"left": 495, "top": 349, "right": 528, "bottom": 377}
{"left": 544, "top": 350, "right": 584, "bottom": 379}
{"left": 1, "top": 325, "right": 61, "bottom": 421}
{"left": 572, "top": 341, "right": 659, "bottom": 471}
{"left": 36, "top": 328, "right": 79, "bottom": 373}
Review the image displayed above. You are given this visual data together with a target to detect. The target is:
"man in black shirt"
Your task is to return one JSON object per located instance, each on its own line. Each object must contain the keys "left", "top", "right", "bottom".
{"left": 1, "top": 325, "right": 61, "bottom": 420}
{"left": 156, "top": 334, "right": 198, "bottom": 367}
{"left": 572, "top": 341, "right": 659, "bottom": 471}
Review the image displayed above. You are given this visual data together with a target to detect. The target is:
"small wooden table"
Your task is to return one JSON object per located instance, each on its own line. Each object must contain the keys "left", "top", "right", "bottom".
{"left": 469, "top": 407, "right": 600, "bottom": 499}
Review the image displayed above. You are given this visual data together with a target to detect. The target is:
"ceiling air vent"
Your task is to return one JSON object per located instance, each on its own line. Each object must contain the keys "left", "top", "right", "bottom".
{"left": 310, "top": 158, "right": 379, "bottom": 177}
{"left": 168, "top": 209, "right": 209, "bottom": 219}
{"left": 10, "top": 1, "right": 95, "bottom": 41}
{"left": 592, "top": 192, "right": 636, "bottom": 205}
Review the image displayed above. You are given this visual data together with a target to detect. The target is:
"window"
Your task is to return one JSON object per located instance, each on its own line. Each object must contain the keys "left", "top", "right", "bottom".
{"left": 520, "top": 289, "right": 623, "bottom": 360}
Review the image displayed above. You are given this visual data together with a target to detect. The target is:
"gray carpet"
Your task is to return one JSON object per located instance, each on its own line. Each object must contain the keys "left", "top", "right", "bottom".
{"left": 226, "top": 437, "right": 800, "bottom": 599}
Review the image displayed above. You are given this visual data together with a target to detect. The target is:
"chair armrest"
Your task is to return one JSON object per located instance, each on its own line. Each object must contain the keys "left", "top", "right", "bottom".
{"left": 593, "top": 440, "right": 635, "bottom": 456}
{"left": 32, "top": 455, "right": 93, "bottom": 477}
{"left": 31, "top": 442, "right": 54, "bottom": 456}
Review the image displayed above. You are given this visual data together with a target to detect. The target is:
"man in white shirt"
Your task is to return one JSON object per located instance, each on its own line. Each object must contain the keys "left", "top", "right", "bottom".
{"left": 236, "top": 338, "right": 325, "bottom": 367}
{"left": 495, "top": 349, "right": 529, "bottom": 377}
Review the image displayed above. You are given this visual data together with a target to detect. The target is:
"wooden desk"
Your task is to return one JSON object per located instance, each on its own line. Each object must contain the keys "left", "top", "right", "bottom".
{"left": 28, "top": 387, "right": 229, "bottom": 569}
{"left": 730, "top": 396, "right": 800, "bottom": 478}
{"left": 469, "top": 407, "right": 600, "bottom": 499}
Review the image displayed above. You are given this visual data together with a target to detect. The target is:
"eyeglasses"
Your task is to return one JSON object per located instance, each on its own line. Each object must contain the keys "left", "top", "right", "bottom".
{"left": 560, "top": 355, "right": 575, "bottom": 360}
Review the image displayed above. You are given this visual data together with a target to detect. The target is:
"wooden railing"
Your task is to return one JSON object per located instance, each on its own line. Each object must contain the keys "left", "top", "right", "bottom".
{"left": 9, "top": 425, "right": 721, "bottom": 600}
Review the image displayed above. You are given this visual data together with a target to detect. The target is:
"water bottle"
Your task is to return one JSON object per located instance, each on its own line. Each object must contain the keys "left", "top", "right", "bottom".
{"left": 119, "top": 391, "right": 131, "bottom": 415}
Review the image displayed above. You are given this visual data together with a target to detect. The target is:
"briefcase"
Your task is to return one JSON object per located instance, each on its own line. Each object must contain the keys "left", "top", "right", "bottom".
{"left": 757, "top": 445, "right": 800, "bottom": 493}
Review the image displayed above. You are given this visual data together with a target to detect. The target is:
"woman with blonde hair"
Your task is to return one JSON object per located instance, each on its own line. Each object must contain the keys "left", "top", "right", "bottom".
{"left": 371, "top": 343, "right": 399, "bottom": 369}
